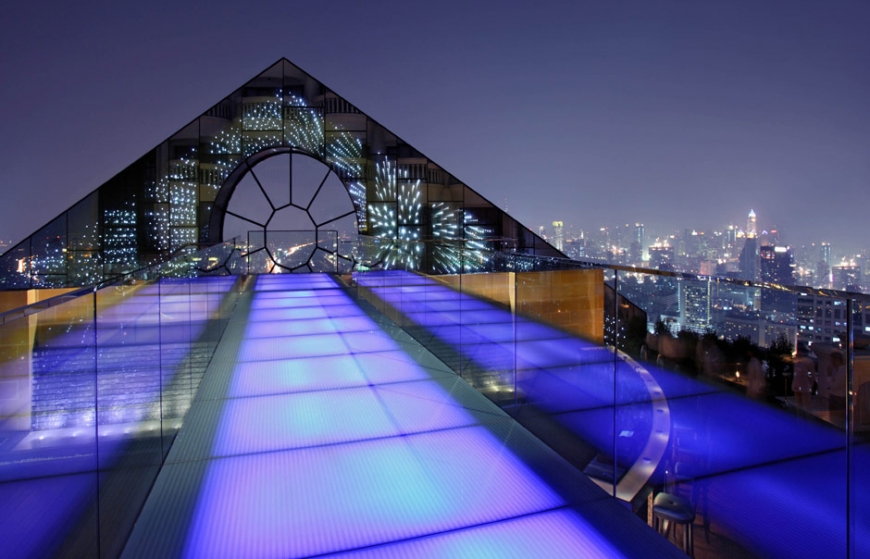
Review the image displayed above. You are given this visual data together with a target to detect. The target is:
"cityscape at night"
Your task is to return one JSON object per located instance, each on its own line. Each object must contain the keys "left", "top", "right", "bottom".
{"left": 1, "top": 2, "right": 868, "bottom": 558}
{"left": 537, "top": 209, "right": 868, "bottom": 292}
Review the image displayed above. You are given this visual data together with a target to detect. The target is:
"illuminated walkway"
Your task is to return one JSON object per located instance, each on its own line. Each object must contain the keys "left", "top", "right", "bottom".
{"left": 121, "top": 274, "right": 677, "bottom": 559}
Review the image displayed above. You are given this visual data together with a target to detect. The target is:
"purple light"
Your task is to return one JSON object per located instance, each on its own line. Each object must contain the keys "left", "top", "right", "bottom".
{"left": 184, "top": 427, "right": 567, "bottom": 559}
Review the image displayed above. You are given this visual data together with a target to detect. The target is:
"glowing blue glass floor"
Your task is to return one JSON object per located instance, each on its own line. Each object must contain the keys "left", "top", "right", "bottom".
{"left": 121, "top": 274, "right": 679, "bottom": 559}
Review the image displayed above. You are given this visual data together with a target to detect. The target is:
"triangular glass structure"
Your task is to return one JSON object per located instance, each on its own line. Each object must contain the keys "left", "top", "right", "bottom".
{"left": 0, "top": 58, "right": 562, "bottom": 288}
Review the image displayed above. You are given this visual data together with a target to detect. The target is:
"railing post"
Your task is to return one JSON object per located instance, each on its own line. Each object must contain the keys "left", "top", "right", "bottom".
{"left": 846, "top": 297, "right": 854, "bottom": 559}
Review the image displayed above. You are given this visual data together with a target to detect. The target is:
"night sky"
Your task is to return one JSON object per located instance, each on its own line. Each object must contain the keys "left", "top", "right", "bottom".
{"left": 2, "top": 1, "right": 868, "bottom": 255}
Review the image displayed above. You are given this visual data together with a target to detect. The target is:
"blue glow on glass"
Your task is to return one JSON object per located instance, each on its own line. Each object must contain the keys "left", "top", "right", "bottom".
{"left": 213, "top": 389, "right": 399, "bottom": 456}
{"left": 238, "top": 333, "right": 347, "bottom": 361}
{"left": 353, "top": 270, "right": 870, "bottom": 559}
{"left": 373, "top": 380, "right": 477, "bottom": 433}
{"left": 229, "top": 355, "right": 370, "bottom": 397}
{"left": 340, "top": 331, "right": 401, "bottom": 353}
{"left": 353, "top": 351, "right": 431, "bottom": 383}
{"left": 185, "top": 428, "right": 566, "bottom": 558}
{"left": 323, "top": 509, "right": 626, "bottom": 559}
{"left": 247, "top": 306, "right": 330, "bottom": 321}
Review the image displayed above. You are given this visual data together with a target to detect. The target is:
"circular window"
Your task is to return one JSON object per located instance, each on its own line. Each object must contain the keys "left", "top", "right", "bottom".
{"left": 222, "top": 152, "right": 358, "bottom": 272}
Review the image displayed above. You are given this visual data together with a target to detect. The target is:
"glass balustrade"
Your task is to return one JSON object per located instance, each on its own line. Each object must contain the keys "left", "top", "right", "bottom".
{"left": 0, "top": 241, "right": 242, "bottom": 558}
{"left": 349, "top": 237, "right": 869, "bottom": 559}
{"left": 2, "top": 234, "right": 868, "bottom": 558}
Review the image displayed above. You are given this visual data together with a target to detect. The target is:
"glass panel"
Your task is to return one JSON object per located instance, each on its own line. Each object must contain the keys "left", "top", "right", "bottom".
{"left": 851, "top": 295, "right": 870, "bottom": 556}
{"left": 268, "top": 205, "right": 314, "bottom": 233}
{"left": 245, "top": 248, "right": 275, "bottom": 274}
{"left": 291, "top": 153, "right": 331, "bottom": 209}
{"left": 282, "top": 59, "right": 320, "bottom": 106}
{"left": 308, "top": 171, "right": 354, "bottom": 228}
{"left": 511, "top": 264, "right": 615, "bottom": 494}
{"left": 201, "top": 87, "right": 242, "bottom": 159}
{"left": 285, "top": 105, "right": 324, "bottom": 156}
{"left": 612, "top": 266, "right": 850, "bottom": 556}
{"left": 31, "top": 214, "right": 68, "bottom": 278}
{"left": 68, "top": 193, "right": 102, "bottom": 286}
{"left": 0, "top": 239, "right": 32, "bottom": 289}
{"left": 242, "top": 61, "right": 283, "bottom": 132}
{"left": 325, "top": 130, "right": 365, "bottom": 181}
{"left": 100, "top": 151, "right": 155, "bottom": 277}
{"left": 368, "top": 156, "right": 397, "bottom": 203}
{"left": 95, "top": 281, "right": 164, "bottom": 557}
{"left": 397, "top": 179, "right": 424, "bottom": 227}
{"left": 68, "top": 193, "right": 100, "bottom": 251}
{"left": 0, "top": 293, "right": 99, "bottom": 557}
{"left": 227, "top": 172, "right": 274, "bottom": 228}
{"left": 267, "top": 231, "right": 316, "bottom": 271}
{"left": 249, "top": 153, "right": 290, "bottom": 209}
{"left": 368, "top": 202, "right": 397, "bottom": 239}
{"left": 309, "top": 245, "right": 338, "bottom": 274}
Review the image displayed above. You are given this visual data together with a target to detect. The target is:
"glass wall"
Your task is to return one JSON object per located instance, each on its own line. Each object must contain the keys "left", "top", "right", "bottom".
{"left": 350, "top": 241, "right": 870, "bottom": 559}
{"left": 0, "top": 250, "right": 240, "bottom": 558}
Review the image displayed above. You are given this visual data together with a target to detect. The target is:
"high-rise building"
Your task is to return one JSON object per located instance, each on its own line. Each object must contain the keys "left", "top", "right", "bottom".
{"left": 747, "top": 209, "right": 757, "bottom": 238}
{"left": 680, "top": 279, "right": 711, "bottom": 332}
{"left": 739, "top": 236, "right": 759, "bottom": 282}
{"left": 821, "top": 242, "right": 832, "bottom": 265}
{"left": 726, "top": 224, "right": 738, "bottom": 247}
{"left": 648, "top": 245, "right": 674, "bottom": 270}
{"left": 760, "top": 245, "right": 795, "bottom": 285}
{"left": 833, "top": 263, "right": 862, "bottom": 292}
{"left": 760, "top": 245, "right": 796, "bottom": 315}
{"left": 552, "top": 220, "right": 564, "bottom": 251}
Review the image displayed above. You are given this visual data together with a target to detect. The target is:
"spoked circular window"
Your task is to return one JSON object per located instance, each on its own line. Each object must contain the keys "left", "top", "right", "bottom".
{"left": 222, "top": 152, "right": 358, "bottom": 273}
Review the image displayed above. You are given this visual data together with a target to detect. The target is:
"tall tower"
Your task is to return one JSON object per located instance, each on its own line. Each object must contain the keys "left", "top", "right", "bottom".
{"left": 739, "top": 236, "right": 759, "bottom": 281}
{"left": 747, "top": 209, "right": 757, "bottom": 238}
{"left": 821, "top": 242, "right": 832, "bottom": 265}
{"left": 552, "top": 221, "right": 564, "bottom": 252}
{"left": 630, "top": 223, "right": 645, "bottom": 264}
{"left": 634, "top": 223, "right": 645, "bottom": 251}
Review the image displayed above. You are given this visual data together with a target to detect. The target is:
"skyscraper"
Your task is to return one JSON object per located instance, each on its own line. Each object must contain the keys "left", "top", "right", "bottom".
{"left": 739, "top": 236, "right": 759, "bottom": 282}
{"left": 760, "top": 244, "right": 796, "bottom": 314}
{"left": 552, "top": 221, "right": 564, "bottom": 251}
{"left": 747, "top": 209, "right": 757, "bottom": 238}
{"left": 832, "top": 263, "right": 861, "bottom": 292}
{"left": 821, "top": 242, "right": 832, "bottom": 265}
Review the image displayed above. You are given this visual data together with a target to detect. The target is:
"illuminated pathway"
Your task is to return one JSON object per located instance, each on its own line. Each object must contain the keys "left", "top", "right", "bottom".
{"left": 121, "top": 274, "right": 678, "bottom": 559}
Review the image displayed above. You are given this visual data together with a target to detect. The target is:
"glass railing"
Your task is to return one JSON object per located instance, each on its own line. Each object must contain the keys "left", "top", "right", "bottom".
{"left": 0, "top": 240, "right": 243, "bottom": 559}
{"left": 3, "top": 233, "right": 867, "bottom": 558}
{"left": 349, "top": 238, "right": 870, "bottom": 559}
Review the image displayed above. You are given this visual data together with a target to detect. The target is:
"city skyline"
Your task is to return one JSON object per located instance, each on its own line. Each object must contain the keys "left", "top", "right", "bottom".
{"left": 1, "top": 2, "right": 868, "bottom": 261}
{"left": 541, "top": 207, "right": 867, "bottom": 263}
{"left": 538, "top": 207, "right": 868, "bottom": 293}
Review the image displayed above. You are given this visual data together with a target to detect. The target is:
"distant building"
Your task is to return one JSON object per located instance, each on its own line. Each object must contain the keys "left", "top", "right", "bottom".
{"left": 760, "top": 245, "right": 796, "bottom": 316}
{"left": 551, "top": 221, "right": 564, "bottom": 252}
{"left": 739, "top": 236, "right": 759, "bottom": 282}
{"left": 821, "top": 242, "right": 832, "bottom": 265}
{"left": 760, "top": 245, "right": 794, "bottom": 284}
{"left": 648, "top": 245, "right": 674, "bottom": 270}
{"left": 680, "top": 279, "right": 711, "bottom": 333}
{"left": 798, "top": 295, "right": 849, "bottom": 344}
{"left": 747, "top": 209, "right": 757, "bottom": 238}
{"left": 832, "top": 264, "right": 861, "bottom": 292}
{"left": 630, "top": 223, "right": 645, "bottom": 264}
